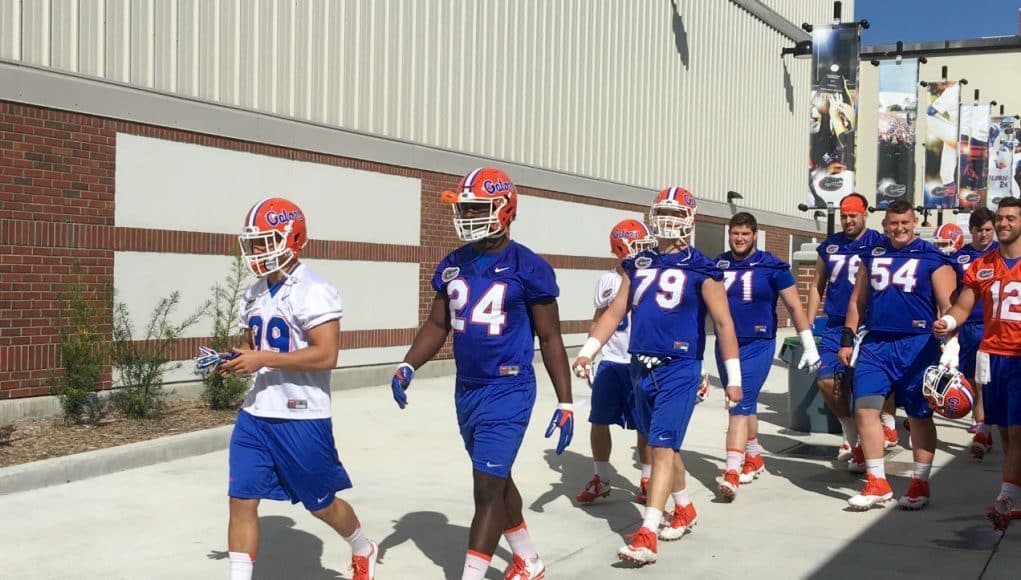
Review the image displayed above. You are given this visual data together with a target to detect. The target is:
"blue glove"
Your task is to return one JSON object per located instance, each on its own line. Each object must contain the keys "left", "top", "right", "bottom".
{"left": 544, "top": 404, "right": 574, "bottom": 455}
{"left": 195, "top": 346, "right": 239, "bottom": 375}
{"left": 391, "top": 363, "right": 414, "bottom": 409}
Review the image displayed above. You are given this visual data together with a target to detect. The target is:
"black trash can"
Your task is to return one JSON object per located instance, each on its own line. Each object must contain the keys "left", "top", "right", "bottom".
{"left": 779, "top": 336, "right": 841, "bottom": 434}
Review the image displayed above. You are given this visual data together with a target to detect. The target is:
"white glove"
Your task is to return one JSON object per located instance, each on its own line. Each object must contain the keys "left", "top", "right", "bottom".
{"left": 939, "top": 336, "right": 960, "bottom": 370}
{"left": 797, "top": 330, "right": 822, "bottom": 373}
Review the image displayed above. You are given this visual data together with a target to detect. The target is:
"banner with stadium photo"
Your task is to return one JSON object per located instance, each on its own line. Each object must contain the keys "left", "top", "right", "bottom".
{"left": 957, "top": 102, "right": 992, "bottom": 210}
{"left": 875, "top": 59, "right": 918, "bottom": 209}
{"left": 988, "top": 115, "right": 1018, "bottom": 208}
{"left": 808, "top": 23, "right": 860, "bottom": 209}
{"left": 922, "top": 80, "right": 961, "bottom": 208}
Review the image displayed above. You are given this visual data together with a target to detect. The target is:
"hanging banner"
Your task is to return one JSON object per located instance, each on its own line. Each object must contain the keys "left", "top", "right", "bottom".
{"left": 958, "top": 102, "right": 992, "bottom": 210}
{"left": 988, "top": 115, "right": 1017, "bottom": 208}
{"left": 875, "top": 59, "right": 919, "bottom": 209}
{"left": 808, "top": 23, "right": 860, "bottom": 208}
{"left": 922, "top": 81, "right": 961, "bottom": 208}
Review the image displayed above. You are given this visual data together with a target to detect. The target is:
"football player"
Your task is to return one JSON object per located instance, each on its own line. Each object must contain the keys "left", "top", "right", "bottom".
{"left": 573, "top": 187, "right": 742, "bottom": 565}
{"left": 575, "top": 219, "right": 656, "bottom": 506}
{"left": 714, "top": 212, "right": 821, "bottom": 501}
{"left": 217, "top": 198, "right": 378, "bottom": 580}
{"left": 805, "top": 193, "right": 896, "bottom": 463}
{"left": 388, "top": 167, "right": 574, "bottom": 580}
{"left": 944, "top": 208, "right": 999, "bottom": 458}
{"left": 934, "top": 197, "right": 1021, "bottom": 531}
{"left": 839, "top": 200, "right": 956, "bottom": 511}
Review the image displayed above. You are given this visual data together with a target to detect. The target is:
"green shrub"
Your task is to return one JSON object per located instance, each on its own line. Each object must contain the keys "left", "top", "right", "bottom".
{"left": 110, "top": 292, "right": 205, "bottom": 419}
{"left": 47, "top": 264, "right": 110, "bottom": 424}
{"left": 200, "top": 255, "right": 252, "bottom": 410}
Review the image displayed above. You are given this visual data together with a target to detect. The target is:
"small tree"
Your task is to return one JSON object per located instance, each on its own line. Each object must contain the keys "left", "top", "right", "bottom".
{"left": 110, "top": 292, "right": 205, "bottom": 419}
{"left": 48, "top": 263, "right": 110, "bottom": 424}
{"left": 200, "top": 255, "right": 252, "bottom": 410}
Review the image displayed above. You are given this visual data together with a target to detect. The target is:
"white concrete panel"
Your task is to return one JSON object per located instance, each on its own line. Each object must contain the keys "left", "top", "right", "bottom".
{"left": 552, "top": 268, "right": 607, "bottom": 323}
{"left": 115, "top": 133, "right": 421, "bottom": 245}
{"left": 513, "top": 195, "right": 645, "bottom": 257}
{"left": 114, "top": 252, "right": 238, "bottom": 341}
{"left": 115, "top": 252, "right": 420, "bottom": 340}
{"left": 301, "top": 258, "right": 419, "bottom": 331}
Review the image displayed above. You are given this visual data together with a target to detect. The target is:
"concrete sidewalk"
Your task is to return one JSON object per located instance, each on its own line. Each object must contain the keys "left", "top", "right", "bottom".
{"left": 1, "top": 340, "right": 1016, "bottom": 579}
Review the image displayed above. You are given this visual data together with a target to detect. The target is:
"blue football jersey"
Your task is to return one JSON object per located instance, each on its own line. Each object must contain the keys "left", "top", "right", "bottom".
{"left": 860, "top": 237, "right": 953, "bottom": 334}
{"left": 951, "top": 242, "right": 998, "bottom": 324}
{"left": 817, "top": 229, "right": 885, "bottom": 321}
{"left": 432, "top": 241, "right": 559, "bottom": 385}
{"left": 622, "top": 248, "right": 723, "bottom": 359}
{"left": 715, "top": 250, "right": 796, "bottom": 340}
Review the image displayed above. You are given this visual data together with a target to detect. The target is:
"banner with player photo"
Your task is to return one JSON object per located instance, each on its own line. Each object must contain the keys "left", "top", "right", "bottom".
{"left": 808, "top": 23, "right": 860, "bottom": 209}
{"left": 958, "top": 102, "right": 992, "bottom": 210}
{"left": 875, "top": 59, "right": 918, "bottom": 209}
{"left": 987, "top": 115, "right": 1017, "bottom": 209}
{"left": 922, "top": 80, "right": 961, "bottom": 208}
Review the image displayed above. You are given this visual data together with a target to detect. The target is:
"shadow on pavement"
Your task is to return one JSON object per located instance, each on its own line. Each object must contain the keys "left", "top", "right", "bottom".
{"left": 377, "top": 511, "right": 513, "bottom": 580}
{"left": 208, "top": 515, "right": 344, "bottom": 580}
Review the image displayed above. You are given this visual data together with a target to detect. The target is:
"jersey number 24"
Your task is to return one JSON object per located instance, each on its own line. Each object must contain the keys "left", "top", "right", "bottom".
{"left": 447, "top": 279, "right": 507, "bottom": 336}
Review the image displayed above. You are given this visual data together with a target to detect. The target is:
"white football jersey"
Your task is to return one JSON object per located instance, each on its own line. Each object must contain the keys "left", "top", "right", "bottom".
{"left": 594, "top": 270, "right": 631, "bottom": 364}
{"left": 237, "top": 263, "right": 342, "bottom": 419}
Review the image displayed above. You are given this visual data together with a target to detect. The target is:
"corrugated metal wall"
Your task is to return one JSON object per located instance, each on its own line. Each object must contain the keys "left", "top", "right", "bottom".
{"left": 0, "top": 0, "right": 847, "bottom": 215}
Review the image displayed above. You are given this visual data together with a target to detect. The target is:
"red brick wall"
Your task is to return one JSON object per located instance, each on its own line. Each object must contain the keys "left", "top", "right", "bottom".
{"left": 0, "top": 100, "right": 818, "bottom": 400}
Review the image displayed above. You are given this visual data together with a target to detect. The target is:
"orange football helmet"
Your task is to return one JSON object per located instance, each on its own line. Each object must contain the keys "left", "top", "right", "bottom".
{"left": 649, "top": 186, "right": 697, "bottom": 243}
{"left": 934, "top": 223, "right": 965, "bottom": 254}
{"left": 922, "top": 366, "right": 975, "bottom": 420}
{"left": 441, "top": 167, "right": 518, "bottom": 242}
{"left": 239, "top": 197, "right": 308, "bottom": 277}
{"left": 609, "top": 219, "right": 656, "bottom": 260}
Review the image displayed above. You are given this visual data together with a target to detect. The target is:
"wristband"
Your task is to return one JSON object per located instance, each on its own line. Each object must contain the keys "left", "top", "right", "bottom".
{"left": 557, "top": 402, "right": 574, "bottom": 411}
{"left": 840, "top": 327, "right": 856, "bottom": 348}
{"left": 577, "top": 336, "right": 602, "bottom": 360}
{"left": 724, "top": 358, "right": 742, "bottom": 388}
{"left": 939, "top": 314, "right": 958, "bottom": 333}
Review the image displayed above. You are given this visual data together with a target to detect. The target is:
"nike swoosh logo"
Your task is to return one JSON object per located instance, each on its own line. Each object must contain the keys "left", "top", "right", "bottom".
{"left": 494, "top": 266, "right": 510, "bottom": 272}
{"left": 316, "top": 494, "right": 331, "bottom": 503}
{"left": 658, "top": 435, "right": 671, "bottom": 441}
{"left": 486, "top": 461, "right": 503, "bottom": 468}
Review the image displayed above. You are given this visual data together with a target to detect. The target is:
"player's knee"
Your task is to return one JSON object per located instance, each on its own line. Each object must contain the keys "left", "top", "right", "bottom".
{"left": 229, "top": 497, "right": 259, "bottom": 518}
{"left": 817, "top": 377, "right": 835, "bottom": 394}
{"left": 472, "top": 474, "right": 508, "bottom": 505}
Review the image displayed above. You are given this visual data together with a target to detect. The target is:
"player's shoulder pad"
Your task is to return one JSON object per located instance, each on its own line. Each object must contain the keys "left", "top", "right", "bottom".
{"left": 755, "top": 251, "right": 791, "bottom": 270}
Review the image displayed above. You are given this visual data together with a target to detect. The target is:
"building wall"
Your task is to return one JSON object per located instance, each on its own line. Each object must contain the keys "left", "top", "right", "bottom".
{"left": 0, "top": 0, "right": 836, "bottom": 218}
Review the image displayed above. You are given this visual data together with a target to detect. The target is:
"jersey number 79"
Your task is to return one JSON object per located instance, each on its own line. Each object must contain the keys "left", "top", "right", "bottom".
{"left": 632, "top": 268, "right": 688, "bottom": 309}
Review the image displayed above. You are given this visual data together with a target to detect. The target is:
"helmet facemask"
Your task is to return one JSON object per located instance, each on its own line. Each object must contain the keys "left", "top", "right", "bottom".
{"left": 649, "top": 203, "right": 695, "bottom": 243}
{"left": 922, "top": 365, "right": 955, "bottom": 407}
{"left": 452, "top": 198, "right": 509, "bottom": 242}
{"left": 239, "top": 226, "right": 297, "bottom": 277}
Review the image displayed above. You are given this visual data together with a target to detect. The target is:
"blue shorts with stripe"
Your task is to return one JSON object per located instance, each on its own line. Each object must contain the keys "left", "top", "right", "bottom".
{"left": 817, "top": 319, "right": 847, "bottom": 380}
{"left": 631, "top": 357, "right": 701, "bottom": 451}
{"left": 228, "top": 410, "right": 352, "bottom": 512}
{"left": 958, "top": 322, "right": 983, "bottom": 380}
{"left": 589, "top": 360, "right": 641, "bottom": 431}
{"left": 455, "top": 380, "right": 536, "bottom": 479}
{"left": 852, "top": 332, "right": 940, "bottom": 419}
{"left": 716, "top": 337, "right": 775, "bottom": 416}
{"left": 985, "top": 354, "right": 1021, "bottom": 427}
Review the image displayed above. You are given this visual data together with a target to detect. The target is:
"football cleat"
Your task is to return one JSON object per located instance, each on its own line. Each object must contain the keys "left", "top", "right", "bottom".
{"left": 739, "top": 454, "right": 765, "bottom": 484}
{"left": 970, "top": 432, "right": 994, "bottom": 460}
{"left": 897, "top": 477, "right": 931, "bottom": 510}
{"left": 848, "top": 474, "right": 894, "bottom": 510}
{"left": 442, "top": 167, "right": 518, "bottom": 242}
{"left": 576, "top": 476, "right": 612, "bottom": 505}
{"left": 239, "top": 197, "right": 308, "bottom": 277}
{"left": 883, "top": 426, "right": 898, "bottom": 449}
{"left": 634, "top": 477, "right": 649, "bottom": 505}
{"left": 719, "top": 470, "right": 740, "bottom": 502}
{"left": 922, "top": 366, "right": 975, "bottom": 419}
{"left": 836, "top": 441, "right": 853, "bottom": 462}
{"left": 504, "top": 554, "right": 546, "bottom": 580}
{"left": 847, "top": 446, "right": 866, "bottom": 474}
{"left": 987, "top": 495, "right": 1016, "bottom": 532}
{"left": 659, "top": 503, "right": 698, "bottom": 541}
{"left": 618, "top": 527, "right": 658, "bottom": 565}
{"left": 350, "top": 540, "right": 378, "bottom": 580}
{"left": 609, "top": 219, "right": 656, "bottom": 260}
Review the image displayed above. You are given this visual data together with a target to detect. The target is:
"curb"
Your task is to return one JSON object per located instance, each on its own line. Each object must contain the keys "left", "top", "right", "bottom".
{"left": 0, "top": 424, "right": 234, "bottom": 496}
